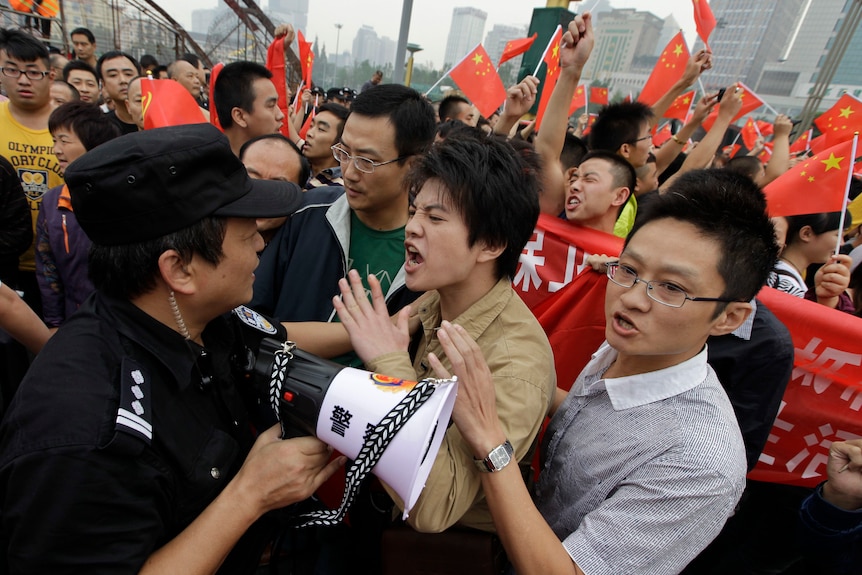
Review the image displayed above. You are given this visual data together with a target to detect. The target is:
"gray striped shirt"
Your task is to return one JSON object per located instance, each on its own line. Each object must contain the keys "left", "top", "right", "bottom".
{"left": 536, "top": 343, "right": 747, "bottom": 575}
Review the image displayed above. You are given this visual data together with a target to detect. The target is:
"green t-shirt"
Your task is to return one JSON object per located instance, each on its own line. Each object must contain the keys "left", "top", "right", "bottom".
{"left": 347, "top": 211, "right": 406, "bottom": 298}
{"left": 332, "top": 212, "right": 406, "bottom": 367}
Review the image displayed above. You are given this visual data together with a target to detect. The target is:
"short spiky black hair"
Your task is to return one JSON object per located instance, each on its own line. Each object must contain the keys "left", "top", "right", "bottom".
{"left": 589, "top": 101, "right": 654, "bottom": 153}
{"left": 213, "top": 61, "right": 272, "bottom": 129}
{"left": 1, "top": 28, "right": 50, "bottom": 67}
{"left": 350, "top": 84, "right": 435, "bottom": 162}
{"left": 627, "top": 169, "right": 779, "bottom": 305}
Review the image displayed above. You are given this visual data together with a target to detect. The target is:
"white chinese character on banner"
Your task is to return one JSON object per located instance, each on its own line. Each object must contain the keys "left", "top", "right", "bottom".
{"left": 548, "top": 246, "right": 591, "bottom": 293}
{"left": 792, "top": 337, "right": 862, "bottom": 407}
{"left": 514, "top": 231, "right": 545, "bottom": 292}
{"left": 784, "top": 424, "right": 861, "bottom": 480}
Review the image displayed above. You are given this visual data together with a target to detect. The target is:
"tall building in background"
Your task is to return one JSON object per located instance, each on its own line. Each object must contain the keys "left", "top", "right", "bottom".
{"left": 757, "top": 0, "right": 862, "bottom": 112}
{"left": 351, "top": 25, "right": 395, "bottom": 67}
{"left": 655, "top": 14, "right": 681, "bottom": 56}
{"left": 268, "top": 0, "right": 308, "bottom": 37}
{"left": 443, "top": 7, "right": 487, "bottom": 67}
{"left": 702, "top": 0, "right": 806, "bottom": 91}
{"left": 582, "top": 8, "right": 663, "bottom": 81}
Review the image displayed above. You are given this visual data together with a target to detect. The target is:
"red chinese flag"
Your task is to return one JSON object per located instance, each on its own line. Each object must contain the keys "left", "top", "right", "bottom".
{"left": 652, "top": 123, "right": 673, "bottom": 147}
{"left": 763, "top": 137, "right": 856, "bottom": 217}
{"left": 141, "top": 79, "right": 207, "bottom": 130}
{"left": 297, "top": 30, "right": 314, "bottom": 88}
{"left": 449, "top": 44, "right": 507, "bottom": 119}
{"left": 790, "top": 128, "right": 812, "bottom": 154}
{"left": 590, "top": 86, "right": 609, "bottom": 106}
{"left": 726, "top": 143, "right": 742, "bottom": 158}
{"left": 757, "top": 141, "right": 774, "bottom": 163}
{"left": 740, "top": 117, "right": 759, "bottom": 151}
{"left": 701, "top": 83, "right": 765, "bottom": 131}
{"left": 692, "top": 0, "right": 717, "bottom": 48}
{"left": 568, "top": 84, "right": 586, "bottom": 116}
{"left": 299, "top": 108, "right": 315, "bottom": 140}
{"left": 814, "top": 93, "right": 862, "bottom": 148}
{"left": 638, "top": 31, "right": 689, "bottom": 107}
{"left": 756, "top": 119, "right": 774, "bottom": 137}
{"left": 808, "top": 134, "right": 829, "bottom": 156}
{"left": 534, "top": 26, "right": 563, "bottom": 132}
{"left": 209, "top": 62, "right": 224, "bottom": 131}
{"left": 266, "top": 36, "right": 289, "bottom": 128}
{"left": 663, "top": 90, "right": 695, "bottom": 121}
{"left": 498, "top": 33, "right": 538, "bottom": 67}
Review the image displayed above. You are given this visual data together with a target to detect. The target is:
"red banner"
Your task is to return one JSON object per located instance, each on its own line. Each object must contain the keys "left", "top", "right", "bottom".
{"left": 750, "top": 288, "right": 862, "bottom": 487}
{"left": 514, "top": 215, "right": 862, "bottom": 488}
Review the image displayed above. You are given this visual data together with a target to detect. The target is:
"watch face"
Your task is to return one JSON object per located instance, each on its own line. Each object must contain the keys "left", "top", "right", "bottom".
{"left": 489, "top": 446, "right": 511, "bottom": 470}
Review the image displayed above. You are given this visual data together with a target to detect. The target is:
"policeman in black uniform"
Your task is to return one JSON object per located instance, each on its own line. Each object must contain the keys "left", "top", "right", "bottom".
{"left": 0, "top": 124, "right": 345, "bottom": 574}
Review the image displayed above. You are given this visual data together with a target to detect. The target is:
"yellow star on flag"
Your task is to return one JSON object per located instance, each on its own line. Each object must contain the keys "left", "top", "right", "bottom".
{"left": 808, "top": 176, "right": 815, "bottom": 182}
{"left": 673, "top": 44, "right": 683, "bottom": 57}
{"left": 472, "top": 53, "right": 483, "bottom": 66}
{"left": 821, "top": 152, "right": 844, "bottom": 171}
{"left": 839, "top": 106, "right": 854, "bottom": 119}
{"left": 551, "top": 43, "right": 559, "bottom": 59}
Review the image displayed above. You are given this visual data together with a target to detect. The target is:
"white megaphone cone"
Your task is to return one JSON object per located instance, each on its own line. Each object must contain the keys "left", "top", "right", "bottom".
{"left": 256, "top": 338, "right": 457, "bottom": 521}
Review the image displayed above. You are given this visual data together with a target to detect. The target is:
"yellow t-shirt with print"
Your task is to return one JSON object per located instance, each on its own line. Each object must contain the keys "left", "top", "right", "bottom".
{"left": 0, "top": 101, "right": 64, "bottom": 272}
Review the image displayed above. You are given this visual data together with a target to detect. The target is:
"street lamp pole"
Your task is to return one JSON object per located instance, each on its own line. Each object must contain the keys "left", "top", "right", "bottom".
{"left": 332, "top": 23, "right": 343, "bottom": 88}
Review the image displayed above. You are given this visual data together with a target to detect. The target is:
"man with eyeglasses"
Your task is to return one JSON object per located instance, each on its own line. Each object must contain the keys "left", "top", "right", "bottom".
{"left": 250, "top": 84, "right": 435, "bottom": 365}
{"left": 0, "top": 30, "right": 64, "bottom": 312}
{"left": 433, "top": 169, "right": 777, "bottom": 575}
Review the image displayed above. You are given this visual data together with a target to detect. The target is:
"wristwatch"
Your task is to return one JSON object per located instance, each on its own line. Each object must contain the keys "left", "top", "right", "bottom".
{"left": 473, "top": 440, "right": 514, "bottom": 473}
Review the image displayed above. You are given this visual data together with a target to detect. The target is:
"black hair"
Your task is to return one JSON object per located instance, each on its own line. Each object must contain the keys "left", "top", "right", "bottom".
{"left": 49, "top": 101, "right": 121, "bottom": 150}
{"left": 238, "top": 133, "right": 311, "bottom": 186}
{"left": 70, "top": 28, "right": 95, "bottom": 44}
{"left": 1, "top": 28, "right": 50, "bottom": 67}
{"left": 214, "top": 61, "right": 273, "bottom": 129}
{"left": 180, "top": 53, "right": 200, "bottom": 68}
{"left": 62, "top": 59, "right": 97, "bottom": 81}
{"left": 628, "top": 169, "right": 779, "bottom": 308}
{"left": 316, "top": 102, "right": 350, "bottom": 140}
{"left": 438, "top": 94, "right": 471, "bottom": 123}
{"left": 435, "top": 119, "right": 473, "bottom": 141}
{"left": 785, "top": 211, "right": 852, "bottom": 247}
{"left": 140, "top": 54, "right": 159, "bottom": 70}
{"left": 349, "top": 84, "right": 436, "bottom": 163}
{"left": 589, "top": 101, "right": 654, "bottom": 153}
{"left": 560, "top": 134, "right": 588, "bottom": 170}
{"left": 89, "top": 217, "right": 227, "bottom": 300}
{"left": 96, "top": 51, "right": 141, "bottom": 81}
{"left": 725, "top": 156, "right": 764, "bottom": 183}
{"left": 153, "top": 65, "right": 168, "bottom": 78}
{"left": 406, "top": 128, "right": 540, "bottom": 279}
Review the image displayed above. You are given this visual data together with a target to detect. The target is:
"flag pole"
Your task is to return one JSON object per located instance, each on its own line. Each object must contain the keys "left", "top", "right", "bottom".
{"left": 425, "top": 43, "right": 479, "bottom": 97}
{"left": 834, "top": 133, "right": 859, "bottom": 255}
{"left": 533, "top": 25, "right": 562, "bottom": 77}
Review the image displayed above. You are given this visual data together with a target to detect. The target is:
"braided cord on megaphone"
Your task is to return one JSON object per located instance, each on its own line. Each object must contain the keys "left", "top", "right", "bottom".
{"left": 291, "top": 376, "right": 448, "bottom": 528}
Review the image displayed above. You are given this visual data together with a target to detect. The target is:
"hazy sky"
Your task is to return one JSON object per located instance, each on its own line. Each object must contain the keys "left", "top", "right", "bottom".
{"left": 167, "top": 1, "right": 700, "bottom": 68}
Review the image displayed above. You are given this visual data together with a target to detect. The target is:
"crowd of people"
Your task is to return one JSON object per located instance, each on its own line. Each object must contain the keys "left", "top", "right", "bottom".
{"left": 0, "top": 11, "right": 860, "bottom": 575}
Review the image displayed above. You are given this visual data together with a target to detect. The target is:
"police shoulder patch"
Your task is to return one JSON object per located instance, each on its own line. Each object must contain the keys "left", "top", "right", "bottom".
{"left": 117, "top": 357, "right": 152, "bottom": 443}
{"left": 233, "top": 305, "right": 278, "bottom": 335}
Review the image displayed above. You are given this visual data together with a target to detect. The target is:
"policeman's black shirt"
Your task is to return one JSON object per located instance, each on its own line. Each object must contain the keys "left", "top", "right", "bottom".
{"left": 0, "top": 291, "right": 285, "bottom": 573}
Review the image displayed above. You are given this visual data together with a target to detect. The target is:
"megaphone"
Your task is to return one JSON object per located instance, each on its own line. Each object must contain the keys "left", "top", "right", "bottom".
{"left": 255, "top": 338, "right": 457, "bottom": 522}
